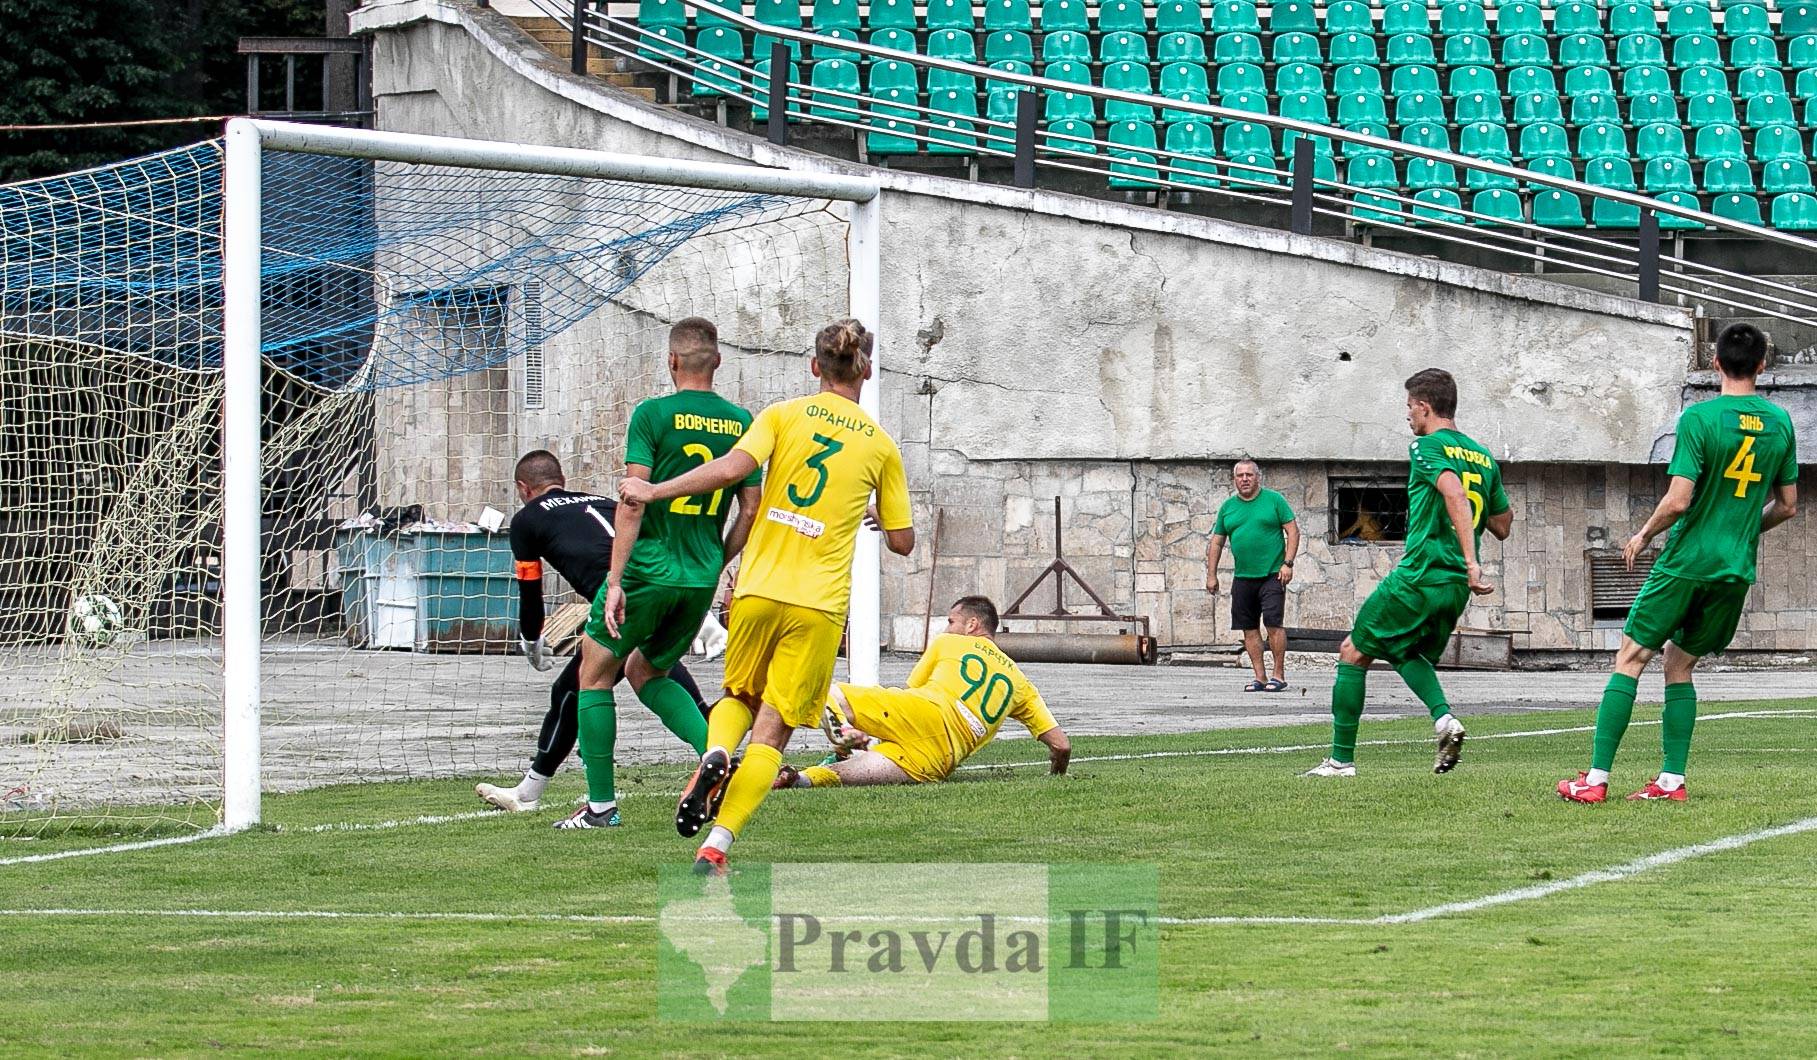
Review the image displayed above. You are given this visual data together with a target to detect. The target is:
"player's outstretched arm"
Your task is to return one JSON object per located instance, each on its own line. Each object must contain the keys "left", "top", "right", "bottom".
{"left": 1435, "top": 471, "right": 1493, "bottom": 595}
{"left": 621, "top": 451, "right": 759, "bottom": 505}
{"left": 721, "top": 485, "right": 761, "bottom": 568}
{"left": 1624, "top": 476, "right": 1695, "bottom": 569}
{"left": 1038, "top": 728, "right": 1071, "bottom": 776}
{"left": 1761, "top": 482, "right": 1800, "bottom": 534}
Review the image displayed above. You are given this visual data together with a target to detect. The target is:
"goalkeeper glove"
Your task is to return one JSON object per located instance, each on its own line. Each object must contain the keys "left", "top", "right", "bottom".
{"left": 519, "top": 635, "right": 555, "bottom": 672}
{"left": 692, "top": 610, "right": 728, "bottom": 661}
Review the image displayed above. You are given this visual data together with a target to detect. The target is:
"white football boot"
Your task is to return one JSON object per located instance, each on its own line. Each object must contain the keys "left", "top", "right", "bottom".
{"left": 475, "top": 782, "right": 540, "bottom": 812}
{"left": 1300, "top": 758, "right": 1358, "bottom": 778}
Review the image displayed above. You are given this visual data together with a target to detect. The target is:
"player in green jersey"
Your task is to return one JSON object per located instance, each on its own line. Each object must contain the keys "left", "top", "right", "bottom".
{"left": 1304, "top": 369, "right": 1513, "bottom": 779}
{"left": 1559, "top": 323, "right": 1799, "bottom": 804}
{"left": 556, "top": 317, "right": 762, "bottom": 830}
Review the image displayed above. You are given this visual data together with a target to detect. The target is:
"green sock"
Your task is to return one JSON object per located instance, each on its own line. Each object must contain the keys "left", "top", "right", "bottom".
{"left": 637, "top": 675, "right": 708, "bottom": 755}
{"left": 576, "top": 688, "right": 617, "bottom": 806}
{"left": 1590, "top": 673, "right": 1639, "bottom": 772}
{"left": 1661, "top": 682, "right": 1697, "bottom": 776}
{"left": 1330, "top": 662, "right": 1366, "bottom": 763}
{"left": 1393, "top": 657, "right": 1450, "bottom": 722}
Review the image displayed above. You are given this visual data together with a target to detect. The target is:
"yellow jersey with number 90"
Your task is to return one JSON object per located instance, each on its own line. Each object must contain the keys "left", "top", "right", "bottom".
{"left": 731, "top": 392, "right": 911, "bottom": 617}
{"left": 909, "top": 633, "right": 1058, "bottom": 764}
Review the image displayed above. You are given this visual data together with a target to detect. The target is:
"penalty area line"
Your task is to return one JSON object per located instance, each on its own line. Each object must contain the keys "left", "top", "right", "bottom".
{"left": 0, "top": 827, "right": 228, "bottom": 867}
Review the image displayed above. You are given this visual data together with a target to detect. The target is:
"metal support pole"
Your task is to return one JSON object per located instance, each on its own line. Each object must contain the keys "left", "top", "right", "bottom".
{"left": 1290, "top": 136, "right": 1314, "bottom": 236}
{"left": 571, "top": 0, "right": 589, "bottom": 74}
{"left": 246, "top": 54, "right": 259, "bottom": 113}
{"left": 766, "top": 41, "right": 789, "bottom": 146}
{"left": 1013, "top": 90, "right": 1037, "bottom": 188}
{"left": 1638, "top": 209, "right": 1661, "bottom": 303}
{"left": 1052, "top": 498, "right": 1064, "bottom": 614}
{"left": 846, "top": 194, "right": 884, "bottom": 686}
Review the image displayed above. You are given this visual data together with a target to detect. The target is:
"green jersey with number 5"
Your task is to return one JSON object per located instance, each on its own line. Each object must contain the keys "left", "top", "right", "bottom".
{"left": 1655, "top": 394, "right": 1798, "bottom": 585}
{"left": 621, "top": 389, "right": 759, "bottom": 588}
{"left": 1398, "top": 429, "right": 1510, "bottom": 585}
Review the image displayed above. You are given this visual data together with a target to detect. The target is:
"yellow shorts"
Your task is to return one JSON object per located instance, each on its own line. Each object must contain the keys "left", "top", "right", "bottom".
{"left": 723, "top": 595, "right": 846, "bottom": 728}
{"left": 835, "top": 684, "right": 957, "bottom": 783}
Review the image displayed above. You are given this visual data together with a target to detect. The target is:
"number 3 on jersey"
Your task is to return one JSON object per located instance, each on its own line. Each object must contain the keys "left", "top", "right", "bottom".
{"left": 1724, "top": 435, "right": 1763, "bottom": 499}
{"left": 787, "top": 433, "right": 844, "bottom": 507}
{"left": 669, "top": 443, "right": 725, "bottom": 517}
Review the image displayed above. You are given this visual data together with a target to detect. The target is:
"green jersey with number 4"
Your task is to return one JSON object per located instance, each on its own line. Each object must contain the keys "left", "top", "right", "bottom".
{"left": 621, "top": 389, "right": 759, "bottom": 588}
{"left": 1654, "top": 395, "right": 1798, "bottom": 585}
{"left": 1398, "top": 429, "right": 1510, "bottom": 585}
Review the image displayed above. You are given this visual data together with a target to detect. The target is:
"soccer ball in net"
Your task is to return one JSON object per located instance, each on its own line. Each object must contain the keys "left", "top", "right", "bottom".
{"left": 67, "top": 594, "right": 125, "bottom": 648}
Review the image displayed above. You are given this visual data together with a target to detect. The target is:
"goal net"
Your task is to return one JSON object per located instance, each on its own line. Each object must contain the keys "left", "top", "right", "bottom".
{"left": 1, "top": 123, "right": 877, "bottom": 836}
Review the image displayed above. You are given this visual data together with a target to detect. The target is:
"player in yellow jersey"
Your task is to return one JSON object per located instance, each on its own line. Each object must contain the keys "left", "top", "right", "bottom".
{"left": 775, "top": 595, "right": 1070, "bottom": 788}
{"left": 617, "top": 319, "right": 915, "bottom": 874}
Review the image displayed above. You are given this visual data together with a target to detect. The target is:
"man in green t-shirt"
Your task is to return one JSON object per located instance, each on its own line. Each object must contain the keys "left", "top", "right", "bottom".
{"left": 1206, "top": 460, "right": 1300, "bottom": 691}
{"left": 556, "top": 317, "right": 762, "bottom": 830}
{"left": 1304, "top": 369, "right": 1513, "bottom": 780}
{"left": 1559, "top": 323, "right": 1799, "bottom": 805}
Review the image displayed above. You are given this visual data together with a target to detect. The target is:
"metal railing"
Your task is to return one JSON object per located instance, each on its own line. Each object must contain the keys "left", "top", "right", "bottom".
{"left": 522, "top": 0, "right": 1817, "bottom": 328}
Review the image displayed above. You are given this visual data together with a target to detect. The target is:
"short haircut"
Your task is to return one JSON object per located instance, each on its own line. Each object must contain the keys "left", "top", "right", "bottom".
{"left": 814, "top": 318, "right": 873, "bottom": 385}
{"left": 951, "top": 595, "right": 999, "bottom": 634}
{"left": 1404, "top": 368, "right": 1459, "bottom": 418}
{"left": 1715, "top": 322, "right": 1769, "bottom": 378}
{"left": 514, "top": 449, "right": 564, "bottom": 488}
{"left": 669, "top": 316, "right": 720, "bottom": 374}
{"left": 1234, "top": 458, "right": 1260, "bottom": 474}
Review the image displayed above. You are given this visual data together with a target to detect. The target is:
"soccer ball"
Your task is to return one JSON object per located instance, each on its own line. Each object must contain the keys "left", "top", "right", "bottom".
{"left": 67, "top": 594, "right": 124, "bottom": 648}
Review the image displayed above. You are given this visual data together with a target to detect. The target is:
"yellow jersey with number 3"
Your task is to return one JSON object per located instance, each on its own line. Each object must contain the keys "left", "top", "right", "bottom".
{"left": 731, "top": 392, "right": 911, "bottom": 617}
{"left": 909, "top": 633, "right": 1058, "bottom": 763}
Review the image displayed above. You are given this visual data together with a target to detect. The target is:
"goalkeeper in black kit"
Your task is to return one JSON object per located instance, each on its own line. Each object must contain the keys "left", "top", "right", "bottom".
{"left": 474, "top": 450, "right": 714, "bottom": 813}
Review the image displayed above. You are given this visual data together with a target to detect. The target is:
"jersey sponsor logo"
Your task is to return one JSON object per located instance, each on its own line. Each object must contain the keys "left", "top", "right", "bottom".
{"left": 766, "top": 506, "right": 826, "bottom": 538}
{"left": 804, "top": 402, "right": 878, "bottom": 437}
{"left": 1441, "top": 444, "right": 1494, "bottom": 469}
{"left": 514, "top": 559, "right": 543, "bottom": 580}
{"left": 672, "top": 412, "right": 745, "bottom": 436}
{"left": 953, "top": 700, "right": 988, "bottom": 739}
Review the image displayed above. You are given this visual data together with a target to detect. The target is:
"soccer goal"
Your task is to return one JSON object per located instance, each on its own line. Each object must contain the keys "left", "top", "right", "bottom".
{"left": 0, "top": 119, "right": 883, "bottom": 835}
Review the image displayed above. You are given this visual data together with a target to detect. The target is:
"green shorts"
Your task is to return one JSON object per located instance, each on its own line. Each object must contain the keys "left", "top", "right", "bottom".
{"left": 1349, "top": 569, "right": 1471, "bottom": 666}
{"left": 584, "top": 577, "right": 717, "bottom": 671}
{"left": 1623, "top": 570, "right": 1750, "bottom": 658}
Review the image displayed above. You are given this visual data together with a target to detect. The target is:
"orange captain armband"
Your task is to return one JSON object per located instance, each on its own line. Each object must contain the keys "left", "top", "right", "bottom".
{"left": 514, "top": 560, "right": 543, "bottom": 581}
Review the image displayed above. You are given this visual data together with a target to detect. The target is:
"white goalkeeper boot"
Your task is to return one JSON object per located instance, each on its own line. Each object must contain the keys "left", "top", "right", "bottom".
{"left": 475, "top": 781, "right": 540, "bottom": 812}
{"left": 1300, "top": 758, "right": 1357, "bottom": 778}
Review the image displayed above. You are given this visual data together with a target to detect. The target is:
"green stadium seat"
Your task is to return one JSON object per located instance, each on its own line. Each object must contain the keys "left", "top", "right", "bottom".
{"left": 1159, "top": 32, "right": 1208, "bottom": 65}
{"left": 1471, "top": 189, "right": 1526, "bottom": 225}
{"left": 868, "top": 27, "right": 916, "bottom": 53}
{"left": 1387, "top": 34, "right": 1438, "bottom": 67}
{"left": 1587, "top": 156, "right": 1638, "bottom": 191}
{"left": 1724, "top": 4, "right": 1771, "bottom": 38}
{"left": 1503, "top": 34, "right": 1551, "bottom": 69}
{"left": 1695, "top": 124, "right": 1747, "bottom": 162}
{"left": 1527, "top": 156, "right": 1577, "bottom": 186}
{"left": 1771, "top": 191, "right": 1817, "bottom": 228}
{"left": 1099, "top": 0, "right": 1148, "bottom": 33}
{"left": 1609, "top": 3, "right": 1657, "bottom": 38}
{"left": 1521, "top": 122, "right": 1571, "bottom": 160}
{"left": 1325, "top": 1, "right": 1373, "bottom": 35}
{"left": 1166, "top": 119, "right": 1221, "bottom": 187}
{"left": 1797, "top": 37, "right": 1817, "bottom": 73}
{"left": 753, "top": 0, "right": 801, "bottom": 30}
{"left": 1413, "top": 188, "right": 1467, "bottom": 225}
{"left": 1042, "top": 117, "right": 1096, "bottom": 158}
{"left": 1041, "top": 31, "right": 1091, "bottom": 64}
{"left": 1617, "top": 34, "right": 1666, "bottom": 70}
{"left": 1104, "top": 62, "right": 1155, "bottom": 122}
{"left": 1533, "top": 189, "right": 1588, "bottom": 227}
{"left": 1461, "top": 121, "right": 1512, "bottom": 160}
{"left": 1738, "top": 68, "right": 1787, "bottom": 102}
{"left": 690, "top": 28, "right": 745, "bottom": 98}
{"left": 1210, "top": 0, "right": 1260, "bottom": 34}
{"left": 985, "top": 30, "right": 1035, "bottom": 64}
{"left": 1282, "top": 128, "right": 1335, "bottom": 164}
{"left": 928, "top": 65, "right": 977, "bottom": 96}
{"left": 1638, "top": 122, "right": 1690, "bottom": 162}
{"left": 810, "top": 26, "right": 859, "bottom": 62}
{"left": 1445, "top": 34, "right": 1494, "bottom": 67}
{"left": 1623, "top": 66, "right": 1671, "bottom": 100}
{"left": 1755, "top": 125, "right": 1807, "bottom": 163}
{"left": 1765, "top": 160, "right": 1817, "bottom": 194}
{"left": 1273, "top": 32, "right": 1322, "bottom": 66}
{"left": 1223, "top": 90, "right": 1269, "bottom": 114}
{"left": 1162, "top": 87, "right": 1212, "bottom": 124}
{"left": 1449, "top": 66, "right": 1496, "bottom": 99}
{"left": 1156, "top": 0, "right": 1206, "bottom": 33}
{"left": 1508, "top": 66, "right": 1559, "bottom": 100}
{"left": 1730, "top": 35, "right": 1780, "bottom": 71}
{"left": 1712, "top": 193, "right": 1764, "bottom": 225}
{"left": 1395, "top": 92, "right": 1445, "bottom": 126}
{"left": 1645, "top": 157, "right": 1696, "bottom": 193}
{"left": 806, "top": 59, "right": 860, "bottom": 120}
{"left": 752, "top": 58, "right": 800, "bottom": 123}
{"left": 638, "top": 24, "right": 687, "bottom": 62}
{"left": 1099, "top": 31, "right": 1149, "bottom": 64}
{"left": 1688, "top": 93, "right": 1739, "bottom": 128}
{"left": 985, "top": 64, "right": 1032, "bottom": 125}
{"left": 1043, "top": 86, "right": 1096, "bottom": 123}
{"left": 927, "top": 87, "right": 979, "bottom": 155}
{"left": 1281, "top": 91, "right": 1330, "bottom": 124}
{"left": 1673, "top": 35, "right": 1722, "bottom": 71}
{"left": 1466, "top": 161, "right": 1520, "bottom": 192}
{"left": 1704, "top": 158, "right": 1757, "bottom": 193}
{"left": 695, "top": 0, "right": 744, "bottom": 28}
{"left": 1748, "top": 94, "right": 1797, "bottom": 129}
{"left": 1227, "top": 151, "right": 1284, "bottom": 189}
{"left": 984, "top": 0, "right": 1032, "bottom": 31}
{"left": 752, "top": 32, "right": 803, "bottom": 66}
{"left": 867, "top": 0, "right": 916, "bottom": 29}
{"left": 1214, "top": 33, "right": 1265, "bottom": 65}
{"left": 1631, "top": 92, "right": 1680, "bottom": 126}
{"left": 1789, "top": 6, "right": 1817, "bottom": 40}
{"left": 1665, "top": 3, "right": 1714, "bottom": 39}
{"left": 1571, "top": 92, "right": 1621, "bottom": 126}
{"left": 1276, "top": 62, "right": 1325, "bottom": 96}
{"left": 1163, "top": 61, "right": 1211, "bottom": 97}
{"left": 1439, "top": 2, "right": 1488, "bottom": 36}
{"left": 1560, "top": 34, "right": 1609, "bottom": 69}
{"left": 1496, "top": 3, "right": 1545, "bottom": 38}
{"left": 1383, "top": 1, "right": 1430, "bottom": 35}
{"left": 1407, "top": 158, "right": 1460, "bottom": 190}
{"left": 1565, "top": 66, "right": 1614, "bottom": 99}
{"left": 870, "top": 58, "right": 920, "bottom": 94}
{"left": 1455, "top": 92, "right": 1505, "bottom": 123}
{"left": 866, "top": 87, "right": 919, "bottom": 154}
{"left": 810, "top": 0, "right": 859, "bottom": 30}
{"left": 1391, "top": 65, "right": 1440, "bottom": 98}
{"left": 1346, "top": 156, "right": 1401, "bottom": 219}
{"left": 1579, "top": 122, "right": 1629, "bottom": 161}
{"left": 1655, "top": 190, "right": 1706, "bottom": 229}
{"left": 1040, "top": 0, "right": 1089, "bottom": 32}
{"left": 1045, "top": 57, "right": 1090, "bottom": 86}
{"left": 638, "top": 0, "right": 688, "bottom": 28}
{"left": 1108, "top": 120, "right": 1163, "bottom": 188}
{"left": 1222, "top": 120, "right": 1274, "bottom": 158}
{"left": 1401, "top": 120, "right": 1452, "bottom": 152}
{"left": 1592, "top": 194, "right": 1643, "bottom": 229}
{"left": 1330, "top": 33, "right": 1380, "bottom": 65}
{"left": 1270, "top": 1, "right": 1318, "bottom": 33}
{"left": 1342, "top": 122, "right": 1392, "bottom": 158}
{"left": 1554, "top": 1, "right": 1602, "bottom": 35}
{"left": 1514, "top": 91, "right": 1566, "bottom": 125}
{"left": 1336, "top": 64, "right": 1385, "bottom": 98}
{"left": 927, "top": 29, "right": 976, "bottom": 62}
{"left": 1799, "top": 69, "right": 1817, "bottom": 101}
{"left": 1218, "top": 62, "right": 1267, "bottom": 97}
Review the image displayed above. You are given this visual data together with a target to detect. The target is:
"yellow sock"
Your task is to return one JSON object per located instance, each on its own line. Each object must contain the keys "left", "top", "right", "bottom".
{"left": 801, "top": 765, "right": 841, "bottom": 787}
{"left": 715, "top": 743, "right": 781, "bottom": 837}
{"left": 706, "top": 697, "right": 754, "bottom": 755}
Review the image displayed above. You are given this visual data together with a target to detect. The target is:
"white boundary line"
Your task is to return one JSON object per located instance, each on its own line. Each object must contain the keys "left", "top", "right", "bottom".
{"left": 0, "top": 828, "right": 227, "bottom": 867}
{"left": 293, "top": 810, "right": 496, "bottom": 833}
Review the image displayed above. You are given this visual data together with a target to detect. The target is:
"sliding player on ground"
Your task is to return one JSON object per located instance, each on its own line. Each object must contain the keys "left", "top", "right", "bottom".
{"left": 1559, "top": 323, "right": 1799, "bottom": 804}
{"left": 559, "top": 317, "right": 761, "bottom": 829}
{"left": 1304, "top": 369, "right": 1513, "bottom": 778}
{"left": 775, "top": 595, "right": 1069, "bottom": 788}
{"left": 476, "top": 450, "right": 710, "bottom": 813}
{"left": 619, "top": 318, "right": 914, "bottom": 874}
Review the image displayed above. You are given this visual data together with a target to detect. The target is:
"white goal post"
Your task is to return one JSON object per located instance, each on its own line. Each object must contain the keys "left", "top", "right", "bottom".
{"left": 220, "top": 119, "right": 885, "bottom": 831}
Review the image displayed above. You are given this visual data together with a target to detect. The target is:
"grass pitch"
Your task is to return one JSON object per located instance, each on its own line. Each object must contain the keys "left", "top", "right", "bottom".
{"left": 5, "top": 699, "right": 1817, "bottom": 1055}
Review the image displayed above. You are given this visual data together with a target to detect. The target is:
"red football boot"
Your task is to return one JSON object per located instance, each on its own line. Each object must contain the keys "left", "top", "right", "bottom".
{"left": 1556, "top": 772, "right": 1608, "bottom": 803}
{"left": 1626, "top": 777, "right": 1688, "bottom": 802}
{"left": 692, "top": 846, "right": 729, "bottom": 876}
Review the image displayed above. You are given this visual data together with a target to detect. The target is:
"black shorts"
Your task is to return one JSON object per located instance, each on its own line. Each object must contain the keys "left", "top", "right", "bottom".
{"left": 1231, "top": 575, "right": 1285, "bottom": 631}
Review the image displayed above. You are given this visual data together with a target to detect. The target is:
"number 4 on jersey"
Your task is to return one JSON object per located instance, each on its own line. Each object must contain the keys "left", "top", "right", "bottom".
{"left": 1724, "top": 435, "right": 1763, "bottom": 499}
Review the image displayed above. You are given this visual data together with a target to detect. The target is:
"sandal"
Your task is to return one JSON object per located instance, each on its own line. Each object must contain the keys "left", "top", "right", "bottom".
{"left": 1263, "top": 679, "right": 1288, "bottom": 692}
{"left": 1243, "top": 680, "right": 1266, "bottom": 692}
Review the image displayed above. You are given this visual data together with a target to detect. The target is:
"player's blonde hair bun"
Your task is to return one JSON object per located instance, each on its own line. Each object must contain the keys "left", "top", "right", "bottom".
{"left": 814, "top": 318, "right": 872, "bottom": 384}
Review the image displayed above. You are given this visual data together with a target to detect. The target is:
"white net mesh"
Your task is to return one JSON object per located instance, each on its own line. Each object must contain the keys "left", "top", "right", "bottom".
{"left": 0, "top": 140, "right": 851, "bottom": 835}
